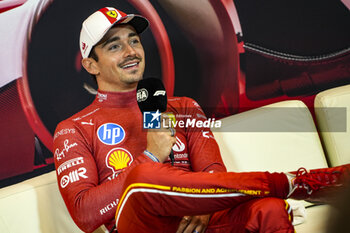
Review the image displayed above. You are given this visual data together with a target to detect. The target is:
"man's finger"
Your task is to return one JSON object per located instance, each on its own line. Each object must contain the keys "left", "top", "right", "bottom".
{"left": 193, "top": 225, "right": 205, "bottom": 233}
{"left": 176, "top": 216, "right": 191, "bottom": 233}
{"left": 183, "top": 220, "right": 197, "bottom": 233}
{"left": 169, "top": 127, "right": 175, "bottom": 137}
{"left": 185, "top": 215, "right": 210, "bottom": 233}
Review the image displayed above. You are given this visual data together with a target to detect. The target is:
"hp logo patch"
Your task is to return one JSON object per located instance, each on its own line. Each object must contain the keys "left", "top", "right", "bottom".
{"left": 97, "top": 123, "right": 125, "bottom": 145}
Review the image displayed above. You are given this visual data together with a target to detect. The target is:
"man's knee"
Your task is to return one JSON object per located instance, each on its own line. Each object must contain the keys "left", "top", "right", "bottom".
{"left": 252, "top": 197, "right": 291, "bottom": 217}
{"left": 246, "top": 198, "right": 294, "bottom": 232}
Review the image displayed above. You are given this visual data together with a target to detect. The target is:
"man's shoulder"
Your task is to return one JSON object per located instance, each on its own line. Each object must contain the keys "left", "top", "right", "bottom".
{"left": 55, "top": 104, "right": 100, "bottom": 133}
{"left": 167, "top": 96, "right": 206, "bottom": 118}
{"left": 168, "top": 96, "right": 200, "bottom": 107}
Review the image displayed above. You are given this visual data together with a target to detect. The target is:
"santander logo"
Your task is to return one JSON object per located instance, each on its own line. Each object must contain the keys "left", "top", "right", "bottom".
{"left": 172, "top": 136, "right": 185, "bottom": 152}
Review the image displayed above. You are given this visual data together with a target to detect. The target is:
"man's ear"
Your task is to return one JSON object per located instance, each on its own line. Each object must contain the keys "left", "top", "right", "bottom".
{"left": 82, "top": 58, "right": 100, "bottom": 75}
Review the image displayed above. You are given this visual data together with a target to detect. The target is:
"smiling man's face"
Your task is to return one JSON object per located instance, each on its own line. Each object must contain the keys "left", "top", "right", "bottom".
{"left": 87, "top": 24, "right": 145, "bottom": 92}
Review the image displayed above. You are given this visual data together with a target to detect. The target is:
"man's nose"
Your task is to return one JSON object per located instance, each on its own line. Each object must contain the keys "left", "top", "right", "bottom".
{"left": 124, "top": 44, "right": 137, "bottom": 57}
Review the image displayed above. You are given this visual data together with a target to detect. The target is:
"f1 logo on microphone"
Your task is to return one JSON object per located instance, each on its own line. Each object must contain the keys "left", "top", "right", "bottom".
{"left": 143, "top": 110, "right": 161, "bottom": 129}
{"left": 153, "top": 90, "right": 166, "bottom": 96}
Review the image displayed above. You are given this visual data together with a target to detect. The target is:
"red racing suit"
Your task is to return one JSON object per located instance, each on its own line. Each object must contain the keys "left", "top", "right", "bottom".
{"left": 53, "top": 90, "right": 229, "bottom": 232}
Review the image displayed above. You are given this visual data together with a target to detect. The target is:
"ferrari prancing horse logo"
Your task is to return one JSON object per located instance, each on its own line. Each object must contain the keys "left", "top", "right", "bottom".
{"left": 106, "top": 10, "right": 118, "bottom": 18}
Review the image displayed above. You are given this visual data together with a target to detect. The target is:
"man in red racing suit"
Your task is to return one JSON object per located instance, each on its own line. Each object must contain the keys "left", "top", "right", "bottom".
{"left": 54, "top": 90, "right": 238, "bottom": 232}
{"left": 53, "top": 6, "right": 350, "bottom": 233}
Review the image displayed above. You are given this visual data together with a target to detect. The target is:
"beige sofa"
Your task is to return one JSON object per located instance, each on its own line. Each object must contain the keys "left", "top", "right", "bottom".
{"left": 0, "top": 171, "right": 85, "bottom": 233}
{"left": 213, "top": 100, "right": 332, "bottom": 233}
{"left": 315, "top": 84, "right": 350, "bottom": 167}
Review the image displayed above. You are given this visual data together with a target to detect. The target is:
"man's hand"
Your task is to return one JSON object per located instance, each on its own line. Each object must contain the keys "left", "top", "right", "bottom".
{"left": 176, "top": 215, "right": 210, "bottom": 233}
{"left": 146, "top": 114, "right": 176, "bottom": 163}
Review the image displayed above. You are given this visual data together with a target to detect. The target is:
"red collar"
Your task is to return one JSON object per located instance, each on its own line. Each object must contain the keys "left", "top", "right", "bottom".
{"left": 93, "top": 89, "right": 137, "bottom": 107}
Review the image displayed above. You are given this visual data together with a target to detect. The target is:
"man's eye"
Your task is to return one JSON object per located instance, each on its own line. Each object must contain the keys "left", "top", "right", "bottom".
{"left": 109, "top": 44, "right": 121, "bottom": 50}
{"left": 130, "top": 39, "right": 140, "bottom": 45}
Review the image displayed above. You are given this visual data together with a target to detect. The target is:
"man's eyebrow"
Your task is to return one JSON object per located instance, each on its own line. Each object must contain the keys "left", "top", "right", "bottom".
{"left": 101, "top": 32, "right": 139, "bottom": 48}
{"left": 101, "top": 36, "right": 120, "bottom": 48}
{"left": 128, "top": 32, "right": 138, "bottom": 38}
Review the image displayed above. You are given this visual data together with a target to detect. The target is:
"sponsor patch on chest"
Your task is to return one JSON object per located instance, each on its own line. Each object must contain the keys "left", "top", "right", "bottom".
{"left": 105, "top": 148, "right": 134, "bottom": 175}
{"left": 97, "top": 123, "right": 125, "bottom": 145}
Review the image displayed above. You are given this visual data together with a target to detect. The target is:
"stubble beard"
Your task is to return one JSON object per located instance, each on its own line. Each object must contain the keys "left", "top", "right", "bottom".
{"left": 121, "top": 70, "right": 143, "bottom": 86}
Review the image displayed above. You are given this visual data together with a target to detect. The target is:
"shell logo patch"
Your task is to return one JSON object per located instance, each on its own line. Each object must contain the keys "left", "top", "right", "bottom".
{"left": 106, "top": 148, "right": 133, "bottom": 173}
{"left": 106, "top": 10, "right": 118, "bottom": 19}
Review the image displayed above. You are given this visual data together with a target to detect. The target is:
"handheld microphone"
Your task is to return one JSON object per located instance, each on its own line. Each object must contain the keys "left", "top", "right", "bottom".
{"left": 136, "top": 78, "right": 175, "bottom": 166}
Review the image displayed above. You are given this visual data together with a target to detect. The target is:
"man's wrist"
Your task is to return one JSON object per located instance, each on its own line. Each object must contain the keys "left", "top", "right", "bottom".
{"left": 144, "top": 150, "right": 160, "bottom": 163}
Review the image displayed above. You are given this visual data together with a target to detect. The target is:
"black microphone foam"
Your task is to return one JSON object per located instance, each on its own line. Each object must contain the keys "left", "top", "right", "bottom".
{"left": 136, "top": 78, "right": 175, "bottom": 166}
{"left": 136, "top": 78, "right": 167, "bottom": 113}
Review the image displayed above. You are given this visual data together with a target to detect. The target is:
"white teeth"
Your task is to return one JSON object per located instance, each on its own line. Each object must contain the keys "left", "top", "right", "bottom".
{"left": 122, "top": 62, "right": 138, "bottom": 68}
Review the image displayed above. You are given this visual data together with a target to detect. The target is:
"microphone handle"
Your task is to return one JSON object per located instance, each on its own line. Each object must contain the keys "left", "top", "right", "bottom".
{"left": 170, "top": 149, "right": 174, "bottom": 166}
